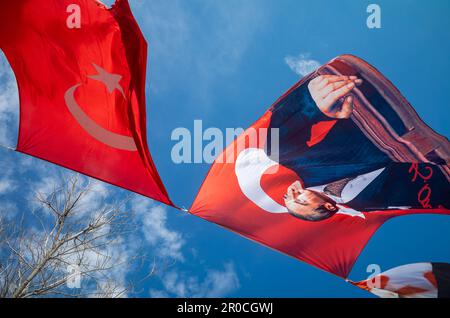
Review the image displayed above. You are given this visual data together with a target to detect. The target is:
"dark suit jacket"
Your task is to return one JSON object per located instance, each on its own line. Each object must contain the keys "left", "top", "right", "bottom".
{"left": 266, "top": 81, "right": 449, "bottom": 210}
{"left": 345, "top": 163, "right": 450, "bottom": 210}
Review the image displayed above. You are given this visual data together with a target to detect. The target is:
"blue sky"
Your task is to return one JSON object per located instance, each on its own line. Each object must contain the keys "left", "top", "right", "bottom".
{"left": 0, "top": 0, "right": 449, "bottom": 297}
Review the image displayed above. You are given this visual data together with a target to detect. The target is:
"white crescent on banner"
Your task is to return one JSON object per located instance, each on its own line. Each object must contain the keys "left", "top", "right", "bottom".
{"left": 235, "top": 148, "right": 288, "bottom": 213}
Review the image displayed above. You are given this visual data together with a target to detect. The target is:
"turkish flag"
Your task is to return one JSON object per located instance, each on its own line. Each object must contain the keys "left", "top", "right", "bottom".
{"left": 351, "top": 262, "right": 450, "bottom": 298}
{"left": 0, "top": 0, "right": 172, "bottom": 205}
{"left": 191, "top": 55, "right": 450, "bottom": 278}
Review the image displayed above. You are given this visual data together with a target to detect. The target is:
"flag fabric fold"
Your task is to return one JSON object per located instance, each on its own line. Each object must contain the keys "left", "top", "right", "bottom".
{"left": 0, "top": 0, "right": 172, "bottom": 205}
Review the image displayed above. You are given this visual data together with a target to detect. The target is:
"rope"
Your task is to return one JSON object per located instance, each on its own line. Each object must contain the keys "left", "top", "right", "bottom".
{"left": 0, "top": 144, "right": 15, "bottom": 151}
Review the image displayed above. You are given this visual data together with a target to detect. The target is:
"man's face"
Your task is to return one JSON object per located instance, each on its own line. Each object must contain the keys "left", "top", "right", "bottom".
{"left": 283, "top": 181, "right": 336, "bottom": 221}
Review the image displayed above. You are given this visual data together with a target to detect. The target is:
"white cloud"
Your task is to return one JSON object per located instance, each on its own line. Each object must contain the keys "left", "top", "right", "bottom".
{"left": 150, "top": 262, "right": 240, "bottom": 298}
{"left": 130, "top": 197, "right": 241, "bottom": 297}
{"left": 196, "top": 262, "right": 240, "bottom": 297}
{"left": 83, "top": 236, "right": 133, "bottom": 298}
{"left": 0, "top": 3, "right": 244, "bottom": 298}
{"left": 0, "top": 50, "right": 19, "bottom": 147}
{"left": 75, "top": 179, "right": 110, "bottom": 214}
{"left": 24, "top": 171, "right": 112, "bottom": 220}
{"left": 0, "top": 201, "right": 18, "bottom": 220}
{"left": 131, "top": 196, "right": 185, "bottom": 261}
{"left": 285, "top": 53, "right": 321, "bottom": 77}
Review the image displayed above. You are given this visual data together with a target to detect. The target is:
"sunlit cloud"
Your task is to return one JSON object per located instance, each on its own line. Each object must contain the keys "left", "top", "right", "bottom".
{"left": 285, "top": 53, "right": 321, "bottom": 77}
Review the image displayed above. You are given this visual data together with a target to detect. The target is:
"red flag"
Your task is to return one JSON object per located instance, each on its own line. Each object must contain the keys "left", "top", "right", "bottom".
{"left": 0, "top": 0, "right": 172, "bottom": 205}
{"left": 191, "top": 55, "right": 450, "bottom": 278}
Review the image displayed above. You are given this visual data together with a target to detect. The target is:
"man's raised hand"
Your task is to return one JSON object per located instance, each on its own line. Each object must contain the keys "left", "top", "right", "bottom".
{"left": 308, "top": 75, "right": 362, "bottom": 119}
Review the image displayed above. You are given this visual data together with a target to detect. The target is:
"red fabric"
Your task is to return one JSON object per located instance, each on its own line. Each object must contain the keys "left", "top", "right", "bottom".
{"left": 190, "top": 111, "right": 449, "bottom": 278}
{"left": 0, "top": 0, "right": 172, "bottom": 205}
{"left": 424, "top": 271, "right": 438, "bottom": 288}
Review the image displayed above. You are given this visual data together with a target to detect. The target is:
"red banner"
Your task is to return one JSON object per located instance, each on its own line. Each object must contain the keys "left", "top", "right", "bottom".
{"left": 351, "top": 262, "right": 450, "bottom": 298}
{"left": 0, "top": 0, "right": 172, "bottom": 205}
{"left": 191, "top": 55, "right": 450, "bottom": 278}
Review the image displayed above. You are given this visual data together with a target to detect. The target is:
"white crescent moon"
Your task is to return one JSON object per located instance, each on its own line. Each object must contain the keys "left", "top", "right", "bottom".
{"left": 64, "top": 84, "right": 137, "bottom": 151}
{"left": 235, "top": 148, "right": 288, "bottom": 213}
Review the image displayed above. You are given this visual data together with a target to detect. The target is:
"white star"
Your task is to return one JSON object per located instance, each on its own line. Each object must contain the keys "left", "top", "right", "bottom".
{"left": 89, "top": 63, "right": 125, "bottom": 97}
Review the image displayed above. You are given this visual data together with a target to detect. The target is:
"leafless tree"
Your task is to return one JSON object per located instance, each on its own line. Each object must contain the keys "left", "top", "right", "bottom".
{"left": 0, "top": 174, "right": 155, "bottom": 298}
